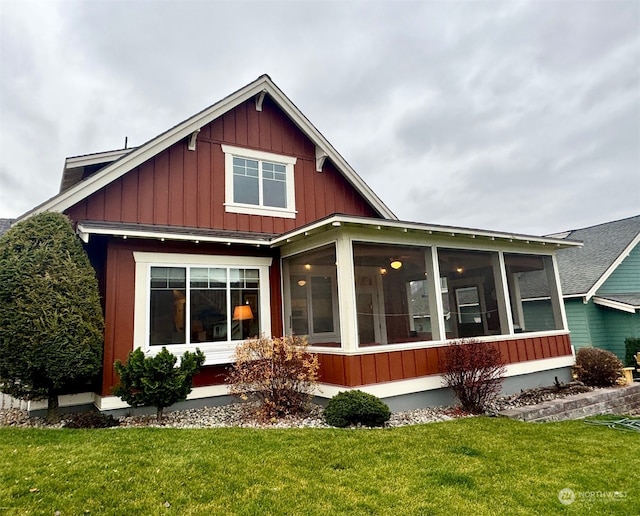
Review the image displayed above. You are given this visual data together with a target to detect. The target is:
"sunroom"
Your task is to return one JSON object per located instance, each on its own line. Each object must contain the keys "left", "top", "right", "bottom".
{"left": 274, "top": 215, "right": 580, "bottom": 397}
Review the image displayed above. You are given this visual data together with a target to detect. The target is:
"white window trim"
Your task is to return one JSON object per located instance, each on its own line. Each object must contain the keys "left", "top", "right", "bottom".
{"left": 222, "top": 144, "right": 297, "bottom": 219}
{"left": 133, "top": 252, "right": 272, "bottom": 366}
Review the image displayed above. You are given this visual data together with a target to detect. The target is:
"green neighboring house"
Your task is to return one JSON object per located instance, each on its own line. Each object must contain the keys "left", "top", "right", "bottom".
{"left": 523, "top": 215, "right": 640, "bottom": 360}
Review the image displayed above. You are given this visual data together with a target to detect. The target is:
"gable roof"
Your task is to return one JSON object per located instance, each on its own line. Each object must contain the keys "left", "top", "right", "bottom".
{"left": 553, "top": 214, "right": 640, "bottom": 298}
{"left": 20, "top": 75, "right": 396, "bottom": 221}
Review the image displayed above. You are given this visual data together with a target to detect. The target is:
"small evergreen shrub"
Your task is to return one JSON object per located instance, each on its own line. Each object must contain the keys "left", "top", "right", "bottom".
{"left": 113, "top": 347, "right": 205, "bottom": 420}
{"left": 574, "top": 347, "right": 623, "bottom": 387}
{"left": 441, "top": 339, "right": 506, "bottom": 414}
{"left": 624, "top": 337, "right": 640, "bottom": 369}
{"left": 324, "top": 390, "right": 391, "bottom": 428}
{"left": 227, "top": 336, "right": 319, "bottom": 422}
{"left": 63, "top": 411, "right": 119, "bottom": 429}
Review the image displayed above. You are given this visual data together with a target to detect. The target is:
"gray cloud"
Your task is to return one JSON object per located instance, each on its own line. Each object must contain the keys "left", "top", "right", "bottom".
{"left": 0, "top": 0, "right": 638, "bottom": 236}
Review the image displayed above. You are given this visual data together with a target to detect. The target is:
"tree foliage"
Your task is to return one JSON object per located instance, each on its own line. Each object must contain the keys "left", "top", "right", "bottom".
{"left": 441, "top": 339, "right": 506, "bottom": 414}
{"left": 0, "top": 212, "right": 104, "bottom": 423}
{"left": 227, "top": 335, "right": 319, "bottom": 421}
{"left": 113, "top": 347, "right": 205, "bottom": 420}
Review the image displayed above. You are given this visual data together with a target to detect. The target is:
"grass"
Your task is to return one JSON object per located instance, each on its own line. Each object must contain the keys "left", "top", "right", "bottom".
{"left": 0, "top": 417, "right": 638, "bottom": 515}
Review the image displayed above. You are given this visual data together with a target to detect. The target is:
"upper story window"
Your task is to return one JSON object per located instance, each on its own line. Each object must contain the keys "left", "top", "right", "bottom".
{"left": 222, "top": 144, "right": 297, "bottom": 219}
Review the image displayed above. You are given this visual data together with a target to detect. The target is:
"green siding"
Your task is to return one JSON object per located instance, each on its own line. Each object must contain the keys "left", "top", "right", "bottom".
{"left": 564, "top": 299, "right": 592, "bottom": 349}
{"left": 597, "top": 243, "right": 640, "bottom": 294}
{"left": 600, "top": 308, "right": 640, "bottom": 359}
{"left": 563, "top": 298, "right": 640, "bottom": 360}
{"left": 522, "top": 300, "right": 556, "bottom": 332}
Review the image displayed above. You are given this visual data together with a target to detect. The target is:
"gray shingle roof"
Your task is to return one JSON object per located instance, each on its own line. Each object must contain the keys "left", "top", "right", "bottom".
{"left": 594, "top": 293, "right": 640, "bottom": 308}
{"left": 0, "top": 218, "right": 14, "bottom": 236}
{"left": 555, "top": 215, "right": 640, "bottom": 296}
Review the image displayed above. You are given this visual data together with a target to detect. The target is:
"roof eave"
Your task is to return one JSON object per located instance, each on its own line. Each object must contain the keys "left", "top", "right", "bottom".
{"left": 270, "top": 214, "right": 582, "bottom": 248}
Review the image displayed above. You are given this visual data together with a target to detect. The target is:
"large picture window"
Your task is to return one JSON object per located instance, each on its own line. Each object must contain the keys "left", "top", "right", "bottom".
{"left": 222, "top": 144, "right": 297, "bottom": 218}
{"left": 149, "top": 266, "right": 260, "bottom": 346}
{"left": 134, "top": 253, "right": 272, "bottom": 364}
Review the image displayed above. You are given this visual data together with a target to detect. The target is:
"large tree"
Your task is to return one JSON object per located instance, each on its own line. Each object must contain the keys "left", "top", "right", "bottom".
{"left": 0, "top": 212, "right": 104, "bottom": 423}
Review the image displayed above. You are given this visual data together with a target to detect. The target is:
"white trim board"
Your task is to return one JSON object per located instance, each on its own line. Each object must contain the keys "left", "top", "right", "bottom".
{"left": 585, "top": 233, "right": 640, "bottom": 301}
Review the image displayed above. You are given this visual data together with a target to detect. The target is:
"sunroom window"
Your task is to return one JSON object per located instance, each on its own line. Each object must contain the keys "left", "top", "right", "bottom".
{"left": 353, "top": 243, "right": 437, "bottom": 346}
{"left": 222, "top": 144, "right": 297, "bottom": 218}
{"left": 505, "top": 253, "right": 563, "bottom": 332}
{"left": 437, "top": 248, "right": 504, "bottom": 339}
{"left": 283, "top": 244, "right": 340, "bottom": 347}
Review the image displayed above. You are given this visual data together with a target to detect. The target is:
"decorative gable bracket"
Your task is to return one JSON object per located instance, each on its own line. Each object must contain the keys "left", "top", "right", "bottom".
{"left": 315, "top": 146, "right": 328, "bottom": 173}
{"left": 255, "top": 90, "right": 267, "bottom": 112}
{"left": 187, "top": 129, "right": 200, "bottom": 151}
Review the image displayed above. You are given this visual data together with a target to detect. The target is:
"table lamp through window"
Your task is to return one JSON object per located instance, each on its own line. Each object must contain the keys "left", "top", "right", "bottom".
{"left": 233, "top": 303, "right": 254, "bottom": 340}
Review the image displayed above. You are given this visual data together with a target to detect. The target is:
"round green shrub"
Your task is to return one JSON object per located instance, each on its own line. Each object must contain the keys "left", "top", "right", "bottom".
{"left": 324, "top": 390, "right": 391, "bottom": 428}
{"left": 574, "top": 347, "right": 623, "bottom": 387}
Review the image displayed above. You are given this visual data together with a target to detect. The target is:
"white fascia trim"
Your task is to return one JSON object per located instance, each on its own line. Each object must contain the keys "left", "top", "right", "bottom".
{"left": 22, "top": 76, "right": 396, "bottom": 222}
{"left": 313, "top": 355, "right": 575, "bottom": 400}
{"left": 263, "top": 85, "right": 396, "bottom": 220}
{"left": 585, "top": 234, "right": 640, "bottom": 301}
{"left": 21, "top": 79, "right": 275, "bottom": 219}
{"left": 64, "top": 148, "right": 135, "bottom": 169}
{"left": 270, "top": 215, "right": 581, "bottom": 249}
{"left": 76, "top": 223, "right": 272, "bottom": 246}
{"left": 593, "top": 297, "right": 639, "bottom": 313}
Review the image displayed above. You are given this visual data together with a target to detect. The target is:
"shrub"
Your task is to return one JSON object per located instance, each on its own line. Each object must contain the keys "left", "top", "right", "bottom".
{"left": 574, "top": 347, "right": 623, "bottom": 387}
{"left": 0, "top": 212, "right": 104, "bottom": 424}
{"left": 63, "top": 411, "right": 119, "bottom": 429}
{"left": 624, "top": 337, "right": 640, "bottom": 369}
{"left": 324, "top": 390, "right": 391, "bottom": 427}
{"left": 440, "top": 339, "right": 506, "bottom": 414}
{"left": 113, "top": 347, "right": 205, "bottom": 420}
{"left": 227, "top": 335, "right": 319, "bottom": 421}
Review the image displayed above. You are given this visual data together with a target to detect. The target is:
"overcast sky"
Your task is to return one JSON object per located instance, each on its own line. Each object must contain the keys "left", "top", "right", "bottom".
{"left": 1, "top": 0, "right": 638, "bottom": 235}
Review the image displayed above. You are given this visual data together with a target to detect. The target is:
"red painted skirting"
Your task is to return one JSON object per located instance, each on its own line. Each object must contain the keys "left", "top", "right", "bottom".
{"left": 316, "top": 334, "right": 572, "bottom": 387}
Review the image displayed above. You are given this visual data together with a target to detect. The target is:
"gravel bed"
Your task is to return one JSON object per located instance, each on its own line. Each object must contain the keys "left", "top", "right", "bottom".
{"left": 0, "top": 402, "right": 463, "bottom": 429}
{"left": 1, "top": 382, "right": 634, "bottom": 429}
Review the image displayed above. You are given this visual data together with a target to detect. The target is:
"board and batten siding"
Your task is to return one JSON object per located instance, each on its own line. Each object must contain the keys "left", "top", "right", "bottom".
{"left": 316, "top": 334, "right": 572, "bottom": 387}
{"left": 98, "top": 237, "right": 282, "bottom": 396}
{"left": 65, "top": 97, "right": 380, "bottom": 233}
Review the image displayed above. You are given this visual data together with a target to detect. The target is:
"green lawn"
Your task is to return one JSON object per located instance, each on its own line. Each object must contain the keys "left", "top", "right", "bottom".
{"left": 0, "top": 417, "right": 637, "bottom": 515}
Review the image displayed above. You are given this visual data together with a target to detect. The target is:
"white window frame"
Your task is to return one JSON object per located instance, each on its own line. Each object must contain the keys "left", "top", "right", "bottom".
{"left": 288, "top": 266, "right": 341, "bottom": 344}
{"left": 133, "top": 252, "right": 272, "bottom": 365}
{"left": 222, "top": 144, "right": 297, "bottom": 219}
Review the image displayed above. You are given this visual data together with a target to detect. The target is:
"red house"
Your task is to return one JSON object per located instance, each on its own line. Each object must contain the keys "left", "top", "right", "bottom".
{"left": 22, "top": 75, "right": 580, "bottom": 413}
